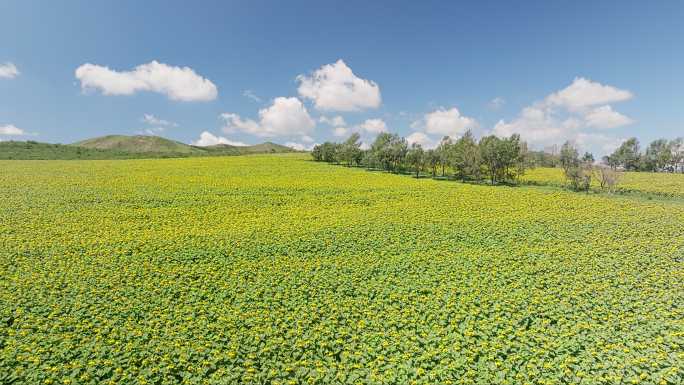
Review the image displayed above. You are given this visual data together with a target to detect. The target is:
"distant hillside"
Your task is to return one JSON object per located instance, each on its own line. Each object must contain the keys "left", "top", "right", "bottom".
{"left": 0, "top": 141, "right": 147, "bottom": 160}
{"left": 0, "top": 136, "right": 298, "bottom": 160}
{"left": 198, "top": 141, "right": 296, "bottom": 155}
{"left": 74, "top": 135, "right": 204, "bottom": 154}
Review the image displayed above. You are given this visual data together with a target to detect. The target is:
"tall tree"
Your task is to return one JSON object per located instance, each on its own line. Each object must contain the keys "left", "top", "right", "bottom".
{"left": 425, "top": 149, "right": 440, "bottom": 177}
{"left": 436, "top": 136, "right": 452, "bottom": 176}
{"left": 670, "top": 138, "right": 684, "bottom": 173}
{"left": 478, "top": 134, "right": 528, "bottom": 185}
{"left": 339, "top": 132, "right": 362, "bottom": 166}
{"left": 560, "top": 141, "right": 593, "bottom": 191}
{"left": 560, "top": 141, "right": 580, "bottom": 173}
{"left": 643, "top": 138, "right": 672, "bottom": 172}
{"left": 406, "top": 143, "right": 425, "bottom": 178}
{"left": 609, "top": 137, "right": 641, "bottom": 171}
{"left": 370, "top": 132, "right": 407, "bottom": 172}
{"left": 451, "top": 130, "right": 480, "bottom": 181}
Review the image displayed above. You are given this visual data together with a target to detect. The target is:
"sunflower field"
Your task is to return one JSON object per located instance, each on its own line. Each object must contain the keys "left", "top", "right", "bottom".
{"left": 1, "top": 154, "right": 683, "bottom": 385}
{"left": 521, "top": 167, "right": 684, "bottom": 198}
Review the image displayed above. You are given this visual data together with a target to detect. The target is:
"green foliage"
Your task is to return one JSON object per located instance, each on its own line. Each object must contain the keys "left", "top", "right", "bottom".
{"left": 405, "top": 143, "right": 425, "bottom": 177}
{"left": 478, "top": 134, "right": 526, "bottom": 184}
{"left": 608, "top": 137, "right": 641, "bottom": 171}
{"left": 0, "top": 137, "right": 297, "bottom": 160}
{"left": 1, "top": 154, "right": 682, "bottom": 385}
{"left": 450, "top": 130, "right": 481, "bottom": 181}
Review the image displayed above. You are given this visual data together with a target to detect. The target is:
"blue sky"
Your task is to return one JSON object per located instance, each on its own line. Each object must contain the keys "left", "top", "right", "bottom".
{"left": 1, "top": 0, "right": 682, "bottom": 155}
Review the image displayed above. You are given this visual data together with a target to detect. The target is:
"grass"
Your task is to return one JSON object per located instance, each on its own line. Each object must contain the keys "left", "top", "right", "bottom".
{"left": 0, "top": 138, "right": 296, "bottom": 160}
{"left": 1, "top": 153, "right": 682, "bottom": 384}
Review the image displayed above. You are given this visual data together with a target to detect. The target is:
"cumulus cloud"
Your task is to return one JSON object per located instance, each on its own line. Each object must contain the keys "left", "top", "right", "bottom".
{"left": 492, "top": 77, "right": 634, "bottom": 156}
{"left": 221, "top": 96, "right": 315, "bottom": 138}
{"left": 575, "top": 132, "right": 625, "bottom": 155}
{"left": 0, "top": 62, "right": 19, "bottom": 79}
{"left": 546, "top": 77, "right": 633, "bottom": 110}
{"left": 285, "top": 141, "right": 316, "bottom": 151}
{"left": 411, "top": 107, "right": 478, "bottom": 138}
{"left": 332, "top": 126, "right": 349, "bottom": 137}
{"left": 192, "top": 131, "right": 248, "bottom": 146}
{"left": 406, "top": 132, "right": 437, "bottom": 149}
{"left": 0, "top": 124, "right": 25, "bottom": 135}
{"left": 583, "top": 105, "right": 634, "bottom": 129}
{"left": 75, "top": 61, "right": 217, "bottom": 101}
{"left": 297, "top": 59, "right": 381, "bottom": 111}
{"left": 319, "top": 115, "right": 346, "bottom": 126}
{"left": 357, "top": 118, "right": 388, "bottom": 134}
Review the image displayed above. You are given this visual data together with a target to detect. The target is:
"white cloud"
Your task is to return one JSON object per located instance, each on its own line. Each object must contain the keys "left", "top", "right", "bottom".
{"left": 488, "top": 97, "right": 505, "bottom": 109}
{"left": 221, "top": 96, "right": 315, "bottom": 138}
{"left": 319, "top": 115, "right": 346, "bottom": 126}
{"left": 493, "top": 105, "right": 566, "bottom": 144}
{"left": 332, "top": 126, "right": 349, "bottom": 137}
{"left": 545, "top": 77, "right": 633, "bottom": 110}
{"left": 301, "top": 135, "right": 315, "bottom": 143}
{"left": 297, "top": 59, "right": 381, "bottom": 111}
{"left": 357, "top": 118, "right": 387, "bottom": 134}
{"left": 583, "top": 105, "right": 634, "bottom": 129}
{"left": 0, "top": 62, "right": 19, "bottom": 79}
{"left": 406, "top": 132, "right": 437, "bottom": 149}
{"left": 575, "top": 132, "right": 625, "bottom": 155}
{"left": 492, "top": 77, "right": 634, "bottom": 156}
{"left": 285, "top": 141, "right": 315, "bottom": 151}
{"left": 75, "top": 61, "right": 217, "bottom": 102}
{"left": 412, "top": 107, "right": 477, "bottom": 138}
{"left": 0, "top": 124, "right": 25, "bottom": 135}
{"left": 141, "top": 114, "right": 177, "bottom": 127}
{"left": 243, "top": 89, "right": 262, "bottom": 103}
{"left": 192, "top": 131, "right": 248, "bottom": 146}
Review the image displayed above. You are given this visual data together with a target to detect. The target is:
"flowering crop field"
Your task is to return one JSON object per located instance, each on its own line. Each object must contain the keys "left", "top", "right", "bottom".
{"left": 521, "top": 167, "right": 684, "bottom": 198}
{"left": 1, "top": 154, "right": 683, "bottom": 385}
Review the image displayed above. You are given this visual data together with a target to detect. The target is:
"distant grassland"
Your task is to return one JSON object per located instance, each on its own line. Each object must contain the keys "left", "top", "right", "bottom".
{"left": 0, "top": 137, "right": 296, "bottom": 160}
{"left": 1, "top": 154, "right": 682, "bottom": 384}
{"left": 522, "top": 167, "right": 684, "bottom": 198}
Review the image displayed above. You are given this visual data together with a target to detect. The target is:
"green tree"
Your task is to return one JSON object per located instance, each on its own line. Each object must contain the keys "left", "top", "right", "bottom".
{"left": 560, "top": 141, "right": 591, "bottom": 191}
{"left": 560, "top": 141, "right": 580, "bottom": 172}
{"left": 451, "top": 130, "right": 480, "bottom": 181}
{"left": 436, "top": 136, "right": 452, "bottom": 176}
{"left": 425, "top": 149, "right": 440, "bottom": 177}
{"left": 339, "top": 133, "right": 362, "bottom": 166}
{"left": 609, "top": 137, "right": 641, "bottom": 171}
{"left": 311, "top": 144, "right": 323, "bottom": 161}
{"left": 479, "top": 134, "right": 524, "bottom": 184}
{"left": 369, "top": 133, "right": 407, "bottom": 172}
{"left": 406, "top": 143, "right": 425, "bottom": 178}
{"left": 643, "top": 138, "right": 672, "bottom": 172}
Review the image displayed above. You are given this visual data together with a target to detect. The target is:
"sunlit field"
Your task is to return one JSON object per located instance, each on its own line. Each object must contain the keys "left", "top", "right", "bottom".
{"left": 1, "top": 154, "right": 683, "bottom": 385}
{"left": 521, "top": 167, "right": 684, "bottom": 198}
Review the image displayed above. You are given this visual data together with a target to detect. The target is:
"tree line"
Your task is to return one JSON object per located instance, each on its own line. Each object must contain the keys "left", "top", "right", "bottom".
{"left": 311, "top": 131, "right": 684, "bottom": 193}
{"left": 312, "top": 131, "right": 530, "bottom": 185}
{"left": 529, "top": 137, "right": 684, "bottom": 173}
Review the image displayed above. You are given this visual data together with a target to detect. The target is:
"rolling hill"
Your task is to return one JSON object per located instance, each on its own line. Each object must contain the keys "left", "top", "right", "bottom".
{"left": 0, "top": 135, "right": 299, "bottom": 160}
{"left": 74, "top": 135, "right": 205, "bottom": 154}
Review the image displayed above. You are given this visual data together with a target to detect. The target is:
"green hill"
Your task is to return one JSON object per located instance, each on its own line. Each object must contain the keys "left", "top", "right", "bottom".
{"left": 198, "top": 141, "right": 296, "bottom": 155}
{"left": 0, "top": 136, "right": 299, "bottom": 160}
{"left": 74, "top": 135, "right": 203, "bottom": 154}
